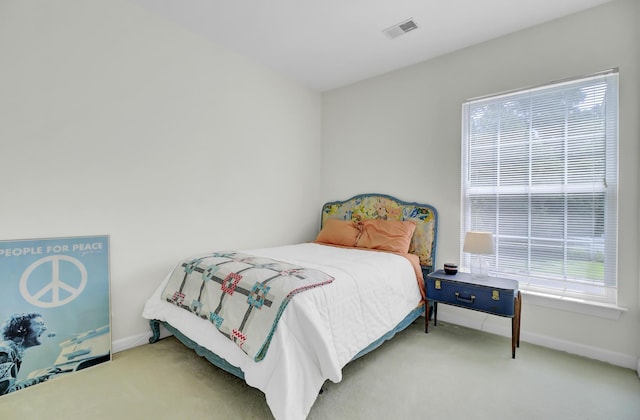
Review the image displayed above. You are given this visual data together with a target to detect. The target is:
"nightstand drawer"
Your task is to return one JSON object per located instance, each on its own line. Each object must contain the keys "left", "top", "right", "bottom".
{"left": 426, "top": 275, "right": 517, "bottom": 317}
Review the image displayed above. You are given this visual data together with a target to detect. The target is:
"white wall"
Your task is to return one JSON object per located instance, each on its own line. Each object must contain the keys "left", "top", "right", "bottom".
{"left": 0, "top": 0, "right": 322, "bottom": 347}
{"left": 322, "top": 0, "right": 640, "bottom": 367}
{"left": 2, "top": 0, "right": 637, "bottom": 370}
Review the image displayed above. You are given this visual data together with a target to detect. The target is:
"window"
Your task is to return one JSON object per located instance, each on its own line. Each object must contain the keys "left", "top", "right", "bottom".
{"left": 461, "top": 70, "right": 618, "bottom": 304}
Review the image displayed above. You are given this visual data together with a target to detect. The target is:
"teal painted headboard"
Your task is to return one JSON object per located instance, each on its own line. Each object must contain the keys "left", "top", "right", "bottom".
{"left": 321, "top": 193, "right": 438, "bottom": 273}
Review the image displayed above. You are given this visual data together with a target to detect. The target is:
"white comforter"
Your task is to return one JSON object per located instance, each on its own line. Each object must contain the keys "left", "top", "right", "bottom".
{"left": 142, "top": 243, "right": 421, "bottom": 420}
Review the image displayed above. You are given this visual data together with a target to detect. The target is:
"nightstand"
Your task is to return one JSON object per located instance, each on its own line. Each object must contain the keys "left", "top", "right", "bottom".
{"left": 425, "top": 269, "right": 522, "bottom": 358}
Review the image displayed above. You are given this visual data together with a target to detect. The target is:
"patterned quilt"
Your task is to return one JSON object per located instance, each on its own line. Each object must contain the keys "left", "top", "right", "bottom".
{"left": 161, "top": 251, "right": 334, "bottom": 361}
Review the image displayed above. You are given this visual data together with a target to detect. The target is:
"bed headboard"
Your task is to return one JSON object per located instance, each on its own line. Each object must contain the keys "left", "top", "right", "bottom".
{"left": 321, "top": 193, "right": 438, "bottom": 274}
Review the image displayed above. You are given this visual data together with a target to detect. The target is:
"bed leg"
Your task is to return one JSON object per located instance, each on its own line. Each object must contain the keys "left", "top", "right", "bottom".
{"left": 149, "top": 319, "right": 161, "bottom": 344}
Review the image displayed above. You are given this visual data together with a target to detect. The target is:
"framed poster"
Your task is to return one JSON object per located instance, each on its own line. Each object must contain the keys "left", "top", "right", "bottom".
{"left": 0, "top": 235, "right": 110, "bottom": 396}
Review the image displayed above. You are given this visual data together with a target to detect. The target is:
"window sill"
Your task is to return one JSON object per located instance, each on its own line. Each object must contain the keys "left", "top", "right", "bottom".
{"left": 521, "top": 290, "right": 627, "bottom": 320}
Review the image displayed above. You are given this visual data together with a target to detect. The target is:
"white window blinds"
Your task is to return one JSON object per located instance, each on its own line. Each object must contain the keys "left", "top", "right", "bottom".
{"left": 461, "top": 70, "right": 618, "bottom": 304}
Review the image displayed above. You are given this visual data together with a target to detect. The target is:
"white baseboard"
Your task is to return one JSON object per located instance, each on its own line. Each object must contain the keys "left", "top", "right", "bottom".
{"left": 437, "top": 312, "right": 638, "bottom": 371}
{"left": 112, "top": 332, "right": 151, "bottom": 353}
{"left": 112, "top": 324, "right": 173, "bottom": 354}
{"left": 116, "top": 316, "right": 639, "bottom": 374}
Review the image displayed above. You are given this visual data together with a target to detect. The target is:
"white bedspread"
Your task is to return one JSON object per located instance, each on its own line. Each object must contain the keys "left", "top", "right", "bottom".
{"left": 142, "top": 243, "right": 421, "bottom": 420}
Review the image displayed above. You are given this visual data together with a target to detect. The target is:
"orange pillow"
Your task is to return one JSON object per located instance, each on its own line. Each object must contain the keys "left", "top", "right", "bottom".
{"left": 314, "top": 219, "right": 361, "bottom": 247}
{"left": 356, "top": 219, "right": 417, "bottom": 253}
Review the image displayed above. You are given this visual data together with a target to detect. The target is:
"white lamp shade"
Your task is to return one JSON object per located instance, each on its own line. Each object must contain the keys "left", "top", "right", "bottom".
{"left": 463, "top": 231, "right": 495, "bottom": 255}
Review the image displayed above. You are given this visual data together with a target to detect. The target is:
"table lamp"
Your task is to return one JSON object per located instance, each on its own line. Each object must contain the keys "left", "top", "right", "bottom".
{"left": 463, "top": 231, "right": 494, "bottom": 278}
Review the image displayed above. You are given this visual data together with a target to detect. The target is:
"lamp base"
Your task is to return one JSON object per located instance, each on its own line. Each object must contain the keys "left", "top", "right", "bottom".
{"left": 470, "top": 255, "right": 489, "bottom": 278}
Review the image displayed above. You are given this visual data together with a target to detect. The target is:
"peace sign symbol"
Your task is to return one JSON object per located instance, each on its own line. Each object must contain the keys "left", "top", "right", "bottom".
{"left": 19, "top": 255, "right": 88, "bottom": 308}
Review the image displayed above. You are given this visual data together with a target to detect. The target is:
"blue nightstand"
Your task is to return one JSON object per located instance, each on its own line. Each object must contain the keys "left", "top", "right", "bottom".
{"left": 426, "top": 269, "right": 522, "bottom": 358}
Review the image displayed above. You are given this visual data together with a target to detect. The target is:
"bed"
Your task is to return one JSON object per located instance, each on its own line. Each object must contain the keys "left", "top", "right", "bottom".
{"left": 143, "top": 193, "right": 438, "bottom": 420}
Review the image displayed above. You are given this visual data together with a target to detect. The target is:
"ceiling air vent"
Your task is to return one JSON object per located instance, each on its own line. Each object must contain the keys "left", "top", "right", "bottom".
{"left": 383, "top": 18, "right": 418, "bottom": 39}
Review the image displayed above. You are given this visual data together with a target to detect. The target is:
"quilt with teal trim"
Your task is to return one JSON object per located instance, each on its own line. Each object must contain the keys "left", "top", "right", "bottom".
{"left": 161, "top": 251, "right": 334, "bottom": 361}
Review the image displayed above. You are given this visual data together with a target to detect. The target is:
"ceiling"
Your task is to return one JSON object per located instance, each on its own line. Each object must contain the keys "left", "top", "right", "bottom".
{"left": 128, "top": 0, "right": 612, "bottom": 92}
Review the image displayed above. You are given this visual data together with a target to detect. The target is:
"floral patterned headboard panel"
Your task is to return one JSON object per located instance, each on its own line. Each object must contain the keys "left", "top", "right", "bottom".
{"left": 321, "top": 194, "right": 438, "bottom": 273}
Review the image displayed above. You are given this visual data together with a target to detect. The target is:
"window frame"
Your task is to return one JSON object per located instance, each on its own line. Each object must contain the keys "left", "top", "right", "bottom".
{"left": 460, "top": 69, "right": 619, "bottom": 305}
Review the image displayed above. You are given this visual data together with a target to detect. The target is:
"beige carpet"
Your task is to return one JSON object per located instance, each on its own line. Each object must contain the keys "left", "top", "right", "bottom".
{"left": 1, "top": 321, "right": 638, "bottom": 420}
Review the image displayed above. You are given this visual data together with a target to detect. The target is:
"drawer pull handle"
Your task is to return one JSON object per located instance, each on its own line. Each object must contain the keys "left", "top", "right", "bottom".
{"left": 455, "top": 292, "right": 476, "bottom": 304}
